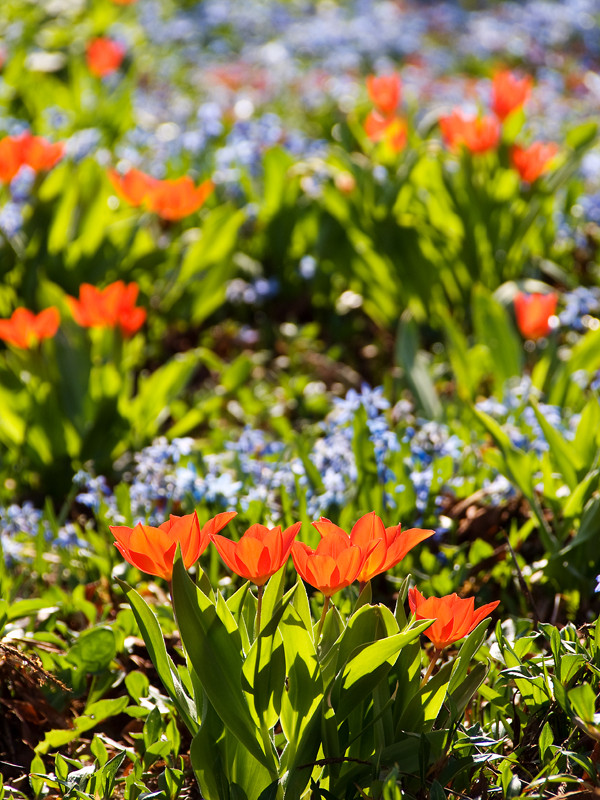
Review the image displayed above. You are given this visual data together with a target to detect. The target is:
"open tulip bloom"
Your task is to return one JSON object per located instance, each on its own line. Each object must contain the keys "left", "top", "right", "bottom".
{"left": 312, "top": 511, "right": 434, "bottom": 584}
{"left": 110, "top": 510, "right": 236, "bottom": 581}
{"left": 0, "top": 307, "right": 60, "bottom": 349}
{"left": 513, "top": 290, "right": 558, "bottom": 340}
{"left": 210, "top": 521, "right": 302, "bottom": 587}
{"left": 409, "top": 586, "right": 500, "bottom": 682}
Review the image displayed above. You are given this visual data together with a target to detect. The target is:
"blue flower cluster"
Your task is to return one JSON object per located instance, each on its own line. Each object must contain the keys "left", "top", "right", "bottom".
{"left": 0, "top": 501, "right": 87, "bottom": 565}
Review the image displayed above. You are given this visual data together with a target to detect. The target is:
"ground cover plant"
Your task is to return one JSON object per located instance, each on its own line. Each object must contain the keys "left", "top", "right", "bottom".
{"left": 2, "top": 0, "right": 600, "bottom": 797}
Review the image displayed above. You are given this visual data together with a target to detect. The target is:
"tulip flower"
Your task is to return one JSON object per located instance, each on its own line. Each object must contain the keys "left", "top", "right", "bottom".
{"left": 293, "top": 530, "right": 379, "bottom": 638}
{"left": 511, "top": 142, "right": 559, "bottom": 183}
{"left": 86, "top": 37, "right": 126, "bottom": 77}
{"left": 513, "top": 291, "right": 558, "bottom": 340}
{"left": 108, "top": 168, "right": 159, "bottom": 207}
{"left": 439, "top": 110, "right": 500, "bottom": 154}
{"left": 291, "top": 530, "right": 372, "bottom": 598}
{"left": 491, "top": 70, "right": 532, "bottom": 121}
{"left": 408, "top": 587, "right": 499, "bottom": 651}
{"left": 111, "top": 511, "right": 237, "bottom": 581}
{"left": 0, "top": 307, "right": 60, "bottom": 349}
{"left": 108, "top": 171, "right": 213, "bottom": 220}
{"left": 0, "top": 132, "right": 64, "bottom": 183}
{"left": 212, "top": 521, "right": 302, "bottom": 635}
{"left": 366, "top": 74, "right": 402, "bottom": 116}
{"left": 146, "top": 176, "right": 214, "bottom": 221}
{"left": 312, "top": 512, "right": 434, "bottom": 584}
{"left": 211, "top": 522, "right": 302, "bottom": 586}
{"left": 68, "top": 281, "right": 146, "bottom": 337}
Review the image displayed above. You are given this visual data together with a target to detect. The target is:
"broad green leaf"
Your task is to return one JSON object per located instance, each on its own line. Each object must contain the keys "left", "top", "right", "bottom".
{"left": 279, "top": 604, "right": 324, "bottom": 800}
{"left": 67, "top": 627, "right": 116, "bottom": 676}
{"left": 396, "top": 312, "right": 442, "bottom": 418}
{"left": 396, "top": 660, "right": 454, "bottom": 733}
{"left": 126, "top": 350, "right": 200, "bottom": 441}
{"left": 171, "top": 556, "right": 275, "bottom": 772}
{"left": 448, "top": 618, "right": 492, "bottom": 693}
{"left": 35, "top": 698, "right": 129, "bottom": 754}
{"left": 242, "top": 582, "right": 297, "bottom": 728}
{"left": 116, "top": 578, "right": 198, "bottom": 734}
{"left": 190, "top": 699, "right": 229, "bottom": 800}
{"left": 472, "top": 284, "right": 522, "bottom": 385}
{"left": 530, "top": 399, "right": 581, "bottom": 489}
{"left": 566, "top": 121, "right": 598, "bottom": 150}
{"left": 331, "top": 620, "right": 432, "bottom": 723}
{"left": 569, "top": 682, "right": 597, "bottom": 724}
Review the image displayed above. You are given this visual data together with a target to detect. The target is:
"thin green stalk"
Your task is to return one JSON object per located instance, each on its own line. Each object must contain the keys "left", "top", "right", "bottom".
{"left": 255, "top": 583, "right": 264, "bottom": 639}
{"left": 316, "top": 595, "right": 331, "bottom": 641}
{"left": 421, "top": 648, "right": 442, "bottom": 687}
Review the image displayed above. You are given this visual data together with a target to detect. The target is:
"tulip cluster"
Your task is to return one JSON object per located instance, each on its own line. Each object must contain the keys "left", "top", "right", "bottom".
{"left": 0, "top": 280, "right": 147, "bottom": 349}
{"left": 363, "top": 73, "right": 407, "bottom": 154}
{"left": 68, "top": 281, "right": 146, "bottom": 337}
{"left": 112, "top": 509, "right": 499, "bottom": 656}
{"left": 439, "top": 69, "right": 558, "bottom": 177}
{"left": 111, "top": 509, "right": 434, "bottom": 591}
{"left": 108, "top": 168, "right": 214, "bottom": 221}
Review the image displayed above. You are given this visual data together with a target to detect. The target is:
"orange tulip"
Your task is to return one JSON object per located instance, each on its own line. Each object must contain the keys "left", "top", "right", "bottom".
{"left": 291, "top": 530, "right": 375, "bottom": 597}
{"left": 111, "top": 511, "right": 237, "bottom": 580}
{"left": 439, "top": 110, "right": 500, "bottom": 154}
{"left": 491, "top": 70, "right": 532, "bottom": 121}
{"left": 312, "top": 512, "right": 434, "bottom": 583}
{"left": 146, "top": 177, "right": 214, "bottom": 221}
{"left": 511, "top": 142, "right": 558, "bottom": 183}
{"left": 211, "top": 521, "right": 302, "bottom": 586}
{"left": 111, "top": 0, "right": 137, "bottom": 4}
{"left": 108, "top": 168, "right": 159, "bottom": 206}
{"left": 513, "top": 291, "right": 558, "bottom": 340}
{"left": 86, "top": 37, "right": 126, "bottom": 77}
{"left": 0, "top": 132, "right": 64, "bottom": 183}
{"left": 366, "top": 74, "right": 402, "bottom": 115}
{"left": 408, "top": 587, "right": 499, "bottom": 650}
{"left": 0, "top": 137, "right": 22, "bottom": 183}
{"left": 0, "top": 307, "right": 60, "bottom": 349}
{"left": 68, "top": 280, "right": 146, "bottom": 337}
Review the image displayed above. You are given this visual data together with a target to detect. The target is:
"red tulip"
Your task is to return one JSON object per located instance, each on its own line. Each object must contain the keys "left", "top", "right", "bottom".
{"left": 511, "top": 142, "right": 558, "bottom": 183}
{"left": 408, "top": 587, "right": 499, "bottom": 650}
{"left": 211, "top": 521, "right": 301, "bottom": 586}
{"left": 312, "top": 512, "right": 434, "bottom": 583}
{"left": 513, "top": 291, "right": 558, "bottom": 340}
{"left": 366, "top": 74, "right": 402, "bottom": 115}
{"left": 68, "top": 281, "right": 146, "bottom": 337}
{"left": 108, "top": 168, "right": 159, "bottom": 206}
{"left": 0, "top": 307, "right": 60, "bottom": 349}
{"left": 439, "top": 110, "right": 500, "bottom": 154}
{"left": 0, "top": 132, "right": 64, "bottom": 183}
{"left": 291, "top": 530, "right": 374, "bottom": 597}
{"left": 146, "top": 177, "right": 214, "bottom": 221}
{"left": 111, "top": 511, "right": 236, "bottom": 580}
{"left": 86, "top": 37, "right": 126, "bottom": 77}
{"left": 491, "top": 70, "right": 532, "bottom": 121}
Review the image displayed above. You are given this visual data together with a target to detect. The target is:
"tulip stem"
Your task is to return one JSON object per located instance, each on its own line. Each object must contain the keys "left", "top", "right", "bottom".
{"left": 421, "top": 648, "right": 442, "bottom": 686}
{"left": 255, "top": 584, "right": 264, "bottom": 639}
{"left": 316, "top": 595, "right": 331, "bottom": 641}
